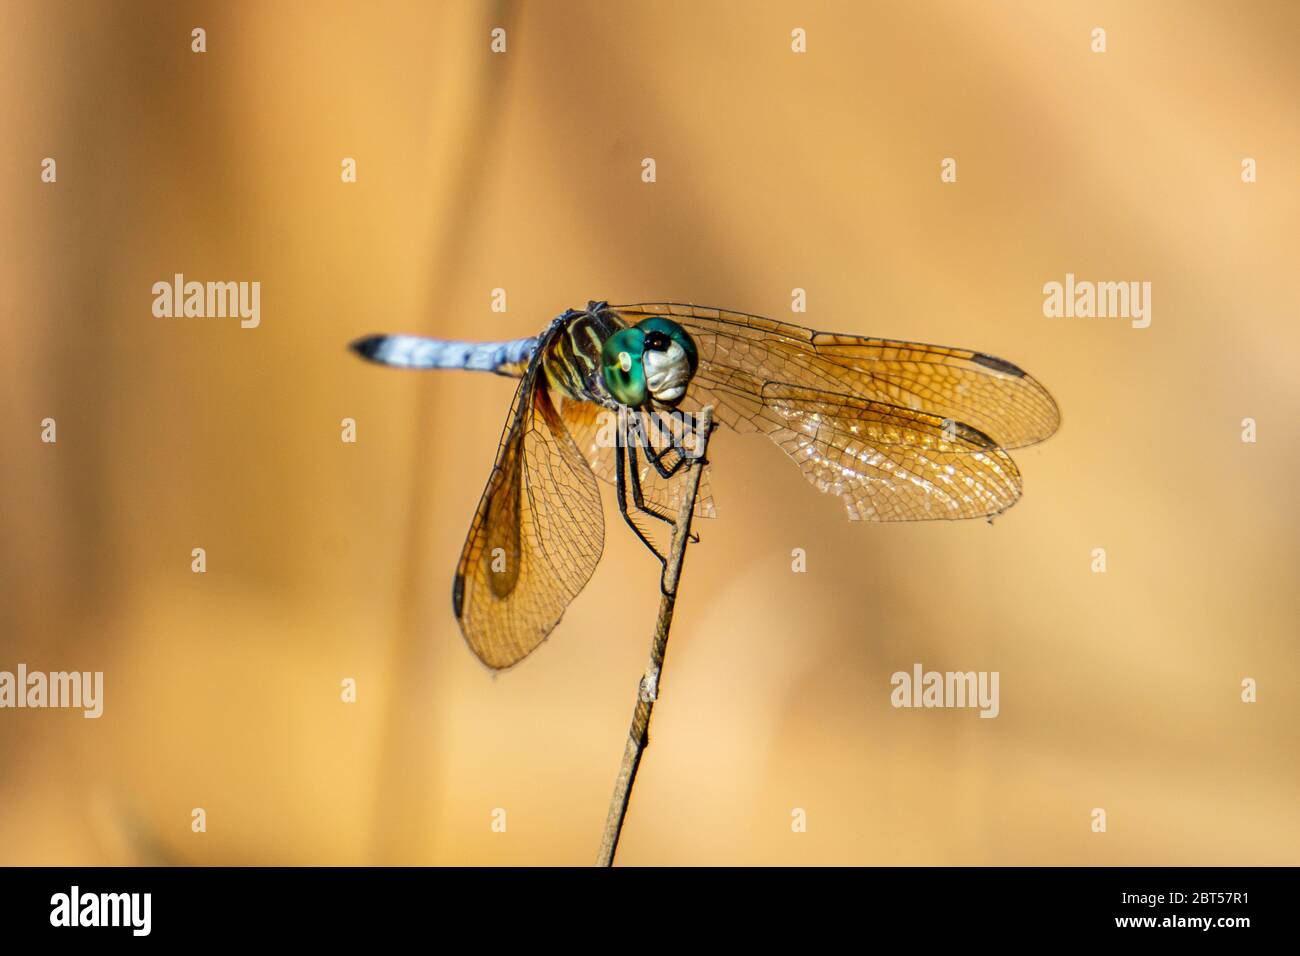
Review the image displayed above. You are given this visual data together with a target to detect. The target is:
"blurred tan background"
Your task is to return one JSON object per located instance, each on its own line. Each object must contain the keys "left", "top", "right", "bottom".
{"left": 2, "top": 0, "right": 1297, "bottom": 865}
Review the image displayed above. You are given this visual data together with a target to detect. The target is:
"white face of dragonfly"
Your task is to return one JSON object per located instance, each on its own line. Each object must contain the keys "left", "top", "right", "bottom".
{"left": 642, "top": 338, "right": 691, "bottom": 403}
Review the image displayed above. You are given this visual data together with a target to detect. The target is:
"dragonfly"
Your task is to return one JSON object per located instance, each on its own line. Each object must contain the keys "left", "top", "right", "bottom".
{"left": 352, "top": 301, "right": 1059, "bottom": 670}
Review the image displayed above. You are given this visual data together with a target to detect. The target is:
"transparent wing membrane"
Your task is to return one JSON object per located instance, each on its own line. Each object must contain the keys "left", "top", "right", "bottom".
{"left": 454, "top": 353, "right": 604, "bottom": 669}
{"left": 611, "top": 303, "right": 1056, "bottom": 522}
{"left": 615, "top": 303, "right": 1059, "bottom": 450}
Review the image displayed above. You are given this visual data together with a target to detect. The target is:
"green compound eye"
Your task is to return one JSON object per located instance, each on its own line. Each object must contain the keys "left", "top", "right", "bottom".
{"left": 601, "top": 327, "right": 649, "bottom": 406}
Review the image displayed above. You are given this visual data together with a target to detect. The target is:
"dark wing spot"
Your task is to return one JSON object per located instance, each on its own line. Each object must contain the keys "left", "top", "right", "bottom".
{"left": 452, "top": 572, "right": 465, "bottom": 618}
{"left": 970, "top": 352, "right": 1026, "bottom": 377}
{"left": 954, "top": 421, "right": 1000, "bottom": 449}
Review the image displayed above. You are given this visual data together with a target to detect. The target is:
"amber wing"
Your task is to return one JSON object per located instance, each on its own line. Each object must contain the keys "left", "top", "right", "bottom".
{"left": 453, "top": 345, "right": 605, "bottom": 669}
{"left": 612, "top": 303, "right": 1058, "bottom": 521}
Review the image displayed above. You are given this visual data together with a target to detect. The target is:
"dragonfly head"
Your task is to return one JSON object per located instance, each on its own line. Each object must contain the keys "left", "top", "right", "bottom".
{"left": 601, "top": 317, "right": 699, "bottom": 407}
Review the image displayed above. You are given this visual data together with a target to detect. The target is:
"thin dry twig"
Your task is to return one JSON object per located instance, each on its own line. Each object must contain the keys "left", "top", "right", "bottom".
{"left": 596, "top": 405, "right": 715, "bottom": 867}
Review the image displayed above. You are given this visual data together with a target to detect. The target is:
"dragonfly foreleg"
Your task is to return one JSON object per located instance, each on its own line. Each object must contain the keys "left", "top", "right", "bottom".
{"left": 625, "top": 436, "right": 677, "bottom": 530}
{"left": 630, "top": 410, "right": 702, "bottom": 549}
{"left": 633, "top": 410, "right": 694, "bottom": 480}
{"left": 615, "top": 411, "right": 670, "bottom": 571}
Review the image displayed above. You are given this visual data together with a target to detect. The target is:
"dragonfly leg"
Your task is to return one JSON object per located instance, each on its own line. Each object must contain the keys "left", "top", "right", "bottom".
{"left": 620, "top": 411, "right": 674, "bottom": 475}
{"left": 615, "top": 412, "right": 670, "bottom": 572}
{"left": 630, "top": 411, "right": 702, "bottom": 550}
{"left": 626, "top": 436, "right": 677, "bottom": 530}
{"left": 637, "top": 410, "right": 696, "bottom": 480}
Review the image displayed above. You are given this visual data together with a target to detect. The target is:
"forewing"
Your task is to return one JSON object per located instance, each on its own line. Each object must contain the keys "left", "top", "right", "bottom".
{"left": 612, "top": 303, "right": 1059, "bottom": 450}
{"left": 454, "top": 369, "right": 604, "bottom": 669}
